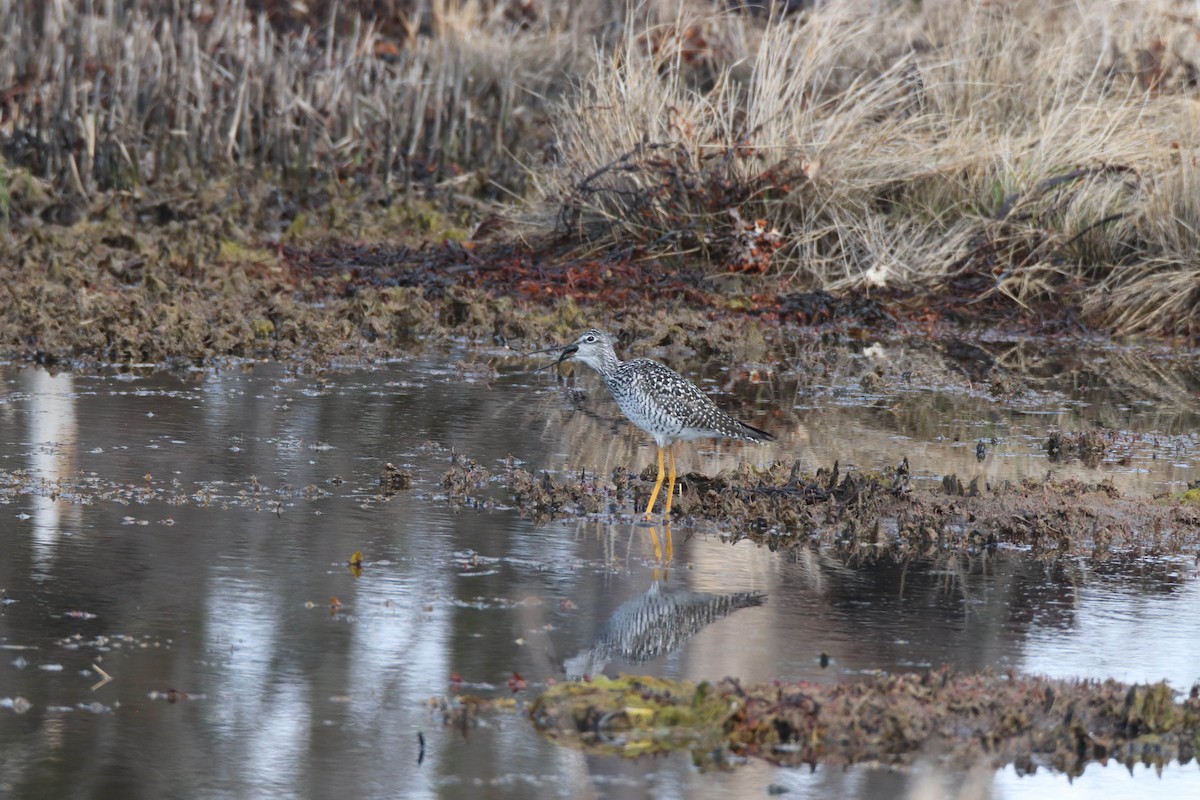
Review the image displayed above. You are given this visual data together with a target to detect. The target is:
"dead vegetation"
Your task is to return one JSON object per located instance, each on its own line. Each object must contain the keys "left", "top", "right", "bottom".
{"left": 1, "top": 0, "right": 1200, "bottom": 359}
{"left": 530, "top": 671, "right": 1200, "bottom": 774}
{"left": 539, "top": 0, "right": 1200, "bottom": 335}
{"left": 444, "top": 453, "right": 1200, "bottom": 557}
{"left": 1047, "top": 429, "right": 1109, "bottom": 467}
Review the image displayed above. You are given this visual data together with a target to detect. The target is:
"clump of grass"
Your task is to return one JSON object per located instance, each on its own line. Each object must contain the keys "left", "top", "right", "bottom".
{"left": 537, "top": 0, "right": 1200, "bottom": 334}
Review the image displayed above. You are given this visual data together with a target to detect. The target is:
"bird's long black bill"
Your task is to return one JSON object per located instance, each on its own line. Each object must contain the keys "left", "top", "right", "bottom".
{"left": 554, "top": 345, "right": 578, "bottom": 366}
{"left": 519, "top": 344, "right": 566, "bottom": 357}
{"left": 520, "top": 344, "right": 577, "bottom": 375}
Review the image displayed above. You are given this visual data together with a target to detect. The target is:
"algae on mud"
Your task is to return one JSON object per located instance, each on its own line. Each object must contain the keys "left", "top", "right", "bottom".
{"left": 529, "top": 675, "right": 732, "bottom": 759}
{"left": 0, "top": 179, "right": 804, "bottom": 368}
{"left": 530, "top": 672, "right": 1200, "bottom": 774}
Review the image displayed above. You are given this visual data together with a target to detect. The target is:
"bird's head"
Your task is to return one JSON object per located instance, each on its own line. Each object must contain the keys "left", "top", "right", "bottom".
{"left": 556, "top": 328, "right": 616, "bottom": 372}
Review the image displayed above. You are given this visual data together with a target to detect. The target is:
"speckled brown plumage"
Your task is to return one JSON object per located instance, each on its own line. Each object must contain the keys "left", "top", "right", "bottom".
{"left": 554, "top": 328, "right": 772, "bottom": 522}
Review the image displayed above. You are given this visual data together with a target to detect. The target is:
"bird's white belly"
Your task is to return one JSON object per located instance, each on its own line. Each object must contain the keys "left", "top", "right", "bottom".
{"left": 614, "top": 395, "right": 713, "bottom": 446}
{"left": 672, "top": 426, "right": 716, "bottom": 441}
{"left": 619, "top": 402, "right": 679, "bottom": 438}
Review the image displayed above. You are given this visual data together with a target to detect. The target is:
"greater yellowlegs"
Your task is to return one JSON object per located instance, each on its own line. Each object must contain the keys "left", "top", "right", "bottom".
{"left": 552, "top": 328, "right": 772, "bottom": 520}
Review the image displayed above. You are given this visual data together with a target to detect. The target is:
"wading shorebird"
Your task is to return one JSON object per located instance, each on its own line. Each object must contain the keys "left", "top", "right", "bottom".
{"left": 550, "top": 328, "right": 772, "bottom": 521}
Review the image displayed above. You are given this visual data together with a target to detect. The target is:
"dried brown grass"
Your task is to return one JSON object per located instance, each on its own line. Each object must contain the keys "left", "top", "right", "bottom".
{"left": 2, "top": 0, "right": 1199, "bottom": 337}
{"left": 537, "top": 0, "right": 1200, "bottom": 335}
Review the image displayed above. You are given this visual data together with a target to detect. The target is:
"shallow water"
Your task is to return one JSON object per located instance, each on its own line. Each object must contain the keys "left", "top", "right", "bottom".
{"left": 1, "top": 343, "right": 1199, "bottom": 798}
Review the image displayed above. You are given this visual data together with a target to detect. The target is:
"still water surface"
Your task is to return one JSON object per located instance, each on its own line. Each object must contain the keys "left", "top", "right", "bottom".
{"left": 1, "top": 343, "right": 1198, "bottom": 798}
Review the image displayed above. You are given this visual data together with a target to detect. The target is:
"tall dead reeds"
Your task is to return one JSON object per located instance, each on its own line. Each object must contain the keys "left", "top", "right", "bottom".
{"left": 0, "top": 0, "right": 583, "bottom": 199}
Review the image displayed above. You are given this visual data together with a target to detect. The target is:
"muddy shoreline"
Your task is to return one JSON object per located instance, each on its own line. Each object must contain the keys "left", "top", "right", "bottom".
{"left": 441, "top": 453, "right": 1200, "bottom": 557}
{"left": 0, "top": 172, "right": 1120, "bottom": 371}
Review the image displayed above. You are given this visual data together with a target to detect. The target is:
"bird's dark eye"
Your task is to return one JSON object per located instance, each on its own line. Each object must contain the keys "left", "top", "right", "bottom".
{"left": 584, "top": 335, "right": 596, "bottom": 343}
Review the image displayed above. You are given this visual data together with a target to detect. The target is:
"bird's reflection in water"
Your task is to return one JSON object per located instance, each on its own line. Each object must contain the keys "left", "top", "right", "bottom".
{"left": 565, "top": 525, "right": 766, "bottom": 679}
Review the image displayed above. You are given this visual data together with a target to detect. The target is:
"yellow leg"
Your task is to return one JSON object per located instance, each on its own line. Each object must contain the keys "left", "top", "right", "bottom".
{"left": 664, "top": 445, "right": 677, "bottom": 518}
{"left": 663, "top": 521, "right": 673, "bottom": 563}
{"left": 643, "top": 445, "right": 666, "bottom": 520}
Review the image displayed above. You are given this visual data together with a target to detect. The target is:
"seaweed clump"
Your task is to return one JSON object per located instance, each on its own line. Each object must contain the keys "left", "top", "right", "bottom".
{"left": 531, "top": 672, "right": 1200, "bottom": 775}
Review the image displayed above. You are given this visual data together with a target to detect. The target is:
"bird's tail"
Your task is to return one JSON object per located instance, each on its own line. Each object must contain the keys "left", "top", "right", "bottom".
{"left": 740, "top": 421, "right": 773, "bottom": 441}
